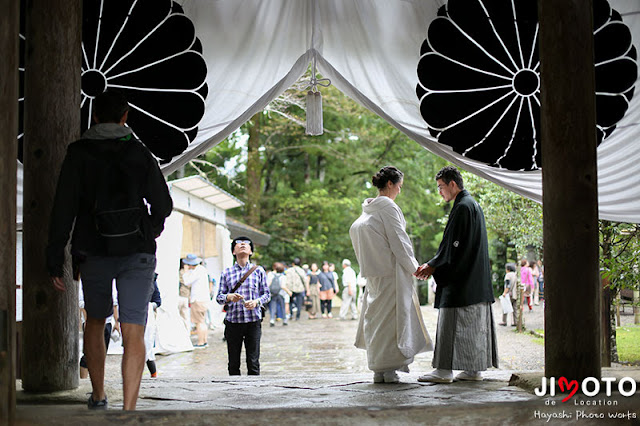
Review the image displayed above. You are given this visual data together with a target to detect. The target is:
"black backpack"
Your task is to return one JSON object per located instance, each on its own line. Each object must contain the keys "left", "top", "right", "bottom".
{"left": 269, "top": 273, "right": 282, "bottom": 295}
{"left": 89, "top": 138, "right": 146, "bottom": 255}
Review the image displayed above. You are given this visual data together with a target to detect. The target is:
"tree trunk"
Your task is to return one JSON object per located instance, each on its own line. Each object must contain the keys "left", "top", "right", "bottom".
{"left": 304, "top": 152, "right": 310, "bottom": 184}
{"left": 601, "top": 276, "right": 611, "bottom": 367}
{"left": 609, "top": 302, "right": 619, "bottom": 363}
{"left": 516, "top": 280, "right": 524, "bottom": 333}
{"left": 601, "top": 225, "right": 611, "bottom": 366}
{"left": 246, "top": 112, "right": 262, "bottom": 227}
{"left": 0, "top": 0, "right": 19, "bottom": 419}
{"left": 539, "top": 0, "right": 601, "bottom": 380}
{"left": 263, "top": 155, "right": 274, "bottom": 194}
{"left": 634, "top": 290, "right": 639, "bottom": 325}
{"left": 21, "top": 0, "right": 82, "bottom": 392}
{"left": 633, "top": 290, "right": 640, "bottom": 324}
{"left": 317, "top": 156, "right": 326, "bottom": 183}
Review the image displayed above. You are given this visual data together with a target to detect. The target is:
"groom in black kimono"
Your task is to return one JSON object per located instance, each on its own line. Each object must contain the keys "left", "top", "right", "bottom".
{"left": 415, "top": 165, "right": 497, "bottom": 383}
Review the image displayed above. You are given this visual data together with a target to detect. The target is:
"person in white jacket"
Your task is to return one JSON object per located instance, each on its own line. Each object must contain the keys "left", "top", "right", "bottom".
{"left": 339, "top": 259, "right": 358, "bottom": 320}
{"left": 349, "top": 166, "right": 432, "bottom": 384}
{"left": 183, "top": 254, "right": 211, "bottom": 348}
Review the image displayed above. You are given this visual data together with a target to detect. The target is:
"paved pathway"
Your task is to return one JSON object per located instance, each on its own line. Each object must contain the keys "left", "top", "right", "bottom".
{"left": 112, "top": 301, "right": 547, "bottom": 380}
{"left": 15, "top": 301, "right": 640, "bottom": 424}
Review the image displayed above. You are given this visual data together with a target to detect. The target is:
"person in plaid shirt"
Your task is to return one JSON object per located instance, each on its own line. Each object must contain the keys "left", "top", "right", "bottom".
{"left": 216, "top": 237, "right": 270, "bottom": 375}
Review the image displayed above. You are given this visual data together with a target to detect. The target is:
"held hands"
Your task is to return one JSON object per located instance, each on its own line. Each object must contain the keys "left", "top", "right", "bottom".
{"left": 414, "top": 263, "right": 435, "bottom": 280}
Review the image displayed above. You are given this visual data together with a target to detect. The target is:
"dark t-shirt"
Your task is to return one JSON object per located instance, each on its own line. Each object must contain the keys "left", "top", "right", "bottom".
{"left": 318, "top": 271, "right": 335, "bottom": 291}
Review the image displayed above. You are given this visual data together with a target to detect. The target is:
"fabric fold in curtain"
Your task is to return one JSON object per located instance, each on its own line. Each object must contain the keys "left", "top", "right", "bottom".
{"left": 171, "top": 0, "right": 640, "bottom": 223}
{"left": 165, "top": 0, "right": 315, "bottom": 174}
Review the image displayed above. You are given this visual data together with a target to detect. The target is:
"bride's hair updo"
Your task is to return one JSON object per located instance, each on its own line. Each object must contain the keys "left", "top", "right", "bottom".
{"left": 371, "top": 166, "right": 404, "bottom": 189}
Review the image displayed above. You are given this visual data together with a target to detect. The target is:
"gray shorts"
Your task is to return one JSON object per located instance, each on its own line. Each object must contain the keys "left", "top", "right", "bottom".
{"left": 79, "top": 253, "right": 156, "bottom": 326}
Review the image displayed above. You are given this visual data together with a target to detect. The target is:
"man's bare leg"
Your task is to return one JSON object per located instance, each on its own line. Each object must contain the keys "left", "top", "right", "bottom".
{"left": 120, "top": 322, "right": 145, "bottom": 410}
{"left": 84, "top": 317, "right": 107, "bottom": 401}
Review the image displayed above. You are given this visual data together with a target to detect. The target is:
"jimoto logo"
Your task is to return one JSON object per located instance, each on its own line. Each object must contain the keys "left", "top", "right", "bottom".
{"left": 534, "top": 377, "right": 637, "bottom": 402}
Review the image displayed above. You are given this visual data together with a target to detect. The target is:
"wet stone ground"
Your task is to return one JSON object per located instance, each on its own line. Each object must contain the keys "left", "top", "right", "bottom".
{"left": 91, "top": 302, "right": 550, "bottom": 409}
{"left": 113, "top": 301, "right": 546, "bottom": 382}
{"left": 16, "top": 300, "right": 640, "bottom": 422}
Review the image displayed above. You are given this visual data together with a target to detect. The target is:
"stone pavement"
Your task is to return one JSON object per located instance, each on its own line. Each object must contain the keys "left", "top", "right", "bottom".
{"left": 14, "top": 304, "right": 640, "bottom": 425}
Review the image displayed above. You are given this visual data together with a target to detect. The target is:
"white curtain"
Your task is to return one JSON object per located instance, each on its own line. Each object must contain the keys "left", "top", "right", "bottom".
{"left": 169, "top": 0, "right": 640, "bottom": 223}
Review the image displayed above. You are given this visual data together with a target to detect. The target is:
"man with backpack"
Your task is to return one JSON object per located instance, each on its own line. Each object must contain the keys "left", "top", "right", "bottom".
{"left": 285, "top": 258, "right": 307, "bottom": 321}
{"left": 267, "top": 262, "right": 287, "bottom": 327}
{"left": 46, "top": 90, "right": 173, "bottom": 410}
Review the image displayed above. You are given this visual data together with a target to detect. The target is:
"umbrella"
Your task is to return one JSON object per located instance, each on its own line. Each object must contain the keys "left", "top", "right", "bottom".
{"left": 416, "top": 0, "right": 637, "bottom": 171}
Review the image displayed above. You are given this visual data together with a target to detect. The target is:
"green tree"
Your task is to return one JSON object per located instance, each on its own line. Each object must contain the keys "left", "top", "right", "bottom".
{"left": 464, "top": 174, "right": 543, "bottom": 291}
{"left": 176, "top": 70, "right": 549, "bottom": 282}
{"left": 600, "top": 220, "right": 640, "bottom": 362}
{"left": 177, "top": 71, "right": 448, "bottom": 268}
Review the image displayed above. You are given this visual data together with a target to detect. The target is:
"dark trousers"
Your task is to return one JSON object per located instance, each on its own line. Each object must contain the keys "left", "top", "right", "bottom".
{"left": 224, "top": 320, "right": 262, "bottom": 375}
{"left": 291, "top": 292, "right": 305, "bottom": 319}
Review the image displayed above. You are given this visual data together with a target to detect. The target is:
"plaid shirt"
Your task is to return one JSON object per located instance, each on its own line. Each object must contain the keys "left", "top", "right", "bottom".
{"left": 216, "top": 262, "right": 270, "bottom": 323}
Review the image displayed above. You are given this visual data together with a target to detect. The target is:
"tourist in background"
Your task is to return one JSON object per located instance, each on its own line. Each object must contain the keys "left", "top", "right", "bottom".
{"left": 286, "top": 258, "right": 307, "bottom": 321}
{"left": 216, "top": 237, "right": 270, "bottom": 375}
{"left": 267, "top": 262, "right": 288, "bottom": 327}
{"left": 318, "top": 261, "right": 336, "bottom": 318}
{"left": 499, "top": 264, "right": 517, "bottom": 327}
{"left": 520, "top": 259, "right": 534, "bottom": 311}
{"left": 306, "top": 263, "right": 322, "bottom": 319}
{"left": 531, "top": 260, "right": 541, "bottom": 306}
{"left": 339, "top": 259, "right": 358, "bottom": 320}
{"left": 183, "top": 254, "right": 211, "bottom": 348}
{"left": 537, "top": 260, "right": 545, "bottom": 303}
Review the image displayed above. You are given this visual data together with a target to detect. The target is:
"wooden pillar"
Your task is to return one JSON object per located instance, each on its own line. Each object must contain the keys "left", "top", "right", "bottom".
{"left": 0, "top": 0, "right": 19, "bottom": 420}
{"left": 538, "top": 0, "right": 601, "bottom": 380}
{"left": 22, "top": 0, "right": 82, "bottom": 391}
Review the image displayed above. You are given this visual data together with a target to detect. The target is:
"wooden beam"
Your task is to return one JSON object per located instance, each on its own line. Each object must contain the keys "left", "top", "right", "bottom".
{"left": 22, "top": 0, "right": 82, "bottom": 391}
{"left": 538, "top": 0, "right": 601, "bottom": 380}
{"left": 0, "top": 0, "right": 19, "bottom": 420}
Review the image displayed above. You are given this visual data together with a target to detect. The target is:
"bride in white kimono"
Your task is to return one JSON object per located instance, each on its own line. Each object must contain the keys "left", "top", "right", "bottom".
{"left": 349, "top": 166, "right": 432, "bottom": 383}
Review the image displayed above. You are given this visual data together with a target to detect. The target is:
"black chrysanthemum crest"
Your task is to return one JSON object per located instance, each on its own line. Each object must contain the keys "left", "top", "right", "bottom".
{"left": 416, "top": 0, "right": 637, "bottom": 171}
{"left": 81, "top": 0, "right": 208, "bottom": 161}
{"left": 18, "top": 0, "right": 208, "bottom": 163}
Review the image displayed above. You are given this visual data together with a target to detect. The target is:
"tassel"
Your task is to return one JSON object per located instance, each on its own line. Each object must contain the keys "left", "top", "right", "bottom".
{"left": 306, "top": 90, "right": 323, "bottom": 136}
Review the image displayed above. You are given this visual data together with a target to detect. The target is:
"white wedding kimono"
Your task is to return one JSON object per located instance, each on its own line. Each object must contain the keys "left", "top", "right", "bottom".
{"left": 350, "top": 196, "right": 433, "bottom": 372}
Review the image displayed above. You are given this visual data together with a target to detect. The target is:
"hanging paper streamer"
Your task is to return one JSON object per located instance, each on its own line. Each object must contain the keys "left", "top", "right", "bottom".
{"left": 306, "top": 91, "right": 323, "bottom": 135}
{"left": 304, "top": 55, "right": 331, "bottom": 136}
